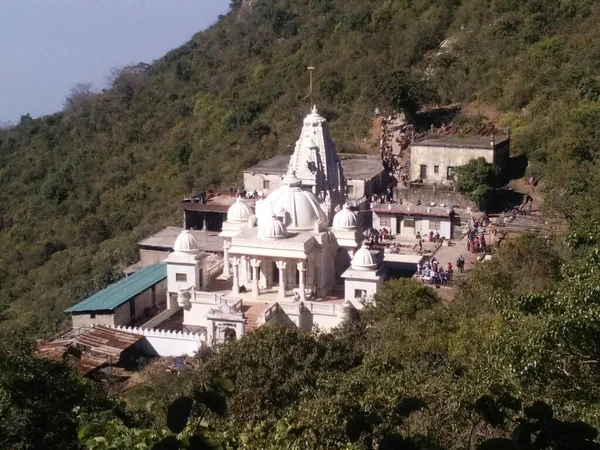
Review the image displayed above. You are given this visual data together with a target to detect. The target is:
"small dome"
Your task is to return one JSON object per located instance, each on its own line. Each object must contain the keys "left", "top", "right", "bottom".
{"left": 259, "top": 214, "right": 287, "bottom": 239}
{"left": 227, "top": 197, "right": 252, "bottom": 223}
{"left": 333, "top": 203, "right": 358, "bottom": 229}
{"left": 265, "top": 169, "right": 327, "bottom": 231}
{"left": 351, "top": 244, "right": 379, "bottom": 270}
{"left": 173, "top": 230, "right": 199, "bottom": 253}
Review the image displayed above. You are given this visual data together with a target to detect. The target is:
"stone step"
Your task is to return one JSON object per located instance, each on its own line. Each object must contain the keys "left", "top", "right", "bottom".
{"left": 243, "top": 302, "right": 270, "bottom": 333}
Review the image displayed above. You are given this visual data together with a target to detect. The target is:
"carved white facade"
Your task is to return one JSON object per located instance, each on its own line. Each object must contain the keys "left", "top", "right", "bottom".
{"left": 164, "top": 108, "right": 386, "bottom": 343}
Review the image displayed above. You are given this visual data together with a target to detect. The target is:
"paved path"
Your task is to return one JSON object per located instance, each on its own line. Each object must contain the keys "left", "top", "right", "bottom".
{"left": 423, "top": 236, "right": 482, "bottom": 301}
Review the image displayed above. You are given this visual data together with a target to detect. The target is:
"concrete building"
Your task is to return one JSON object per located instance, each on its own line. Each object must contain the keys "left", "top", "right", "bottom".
{"left": 372, "top": 203, "right": 454, "bottom": 239}
{"left": 409, "top": 134, "right": 509, "bottom": 185}
{"left": 66, "top": 264, "right": 167, "bottom": 330}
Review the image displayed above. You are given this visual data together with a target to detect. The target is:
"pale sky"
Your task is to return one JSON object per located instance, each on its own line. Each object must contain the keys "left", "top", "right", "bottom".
{"left": 0, "top": 0, "right": 230, "bottom": 122}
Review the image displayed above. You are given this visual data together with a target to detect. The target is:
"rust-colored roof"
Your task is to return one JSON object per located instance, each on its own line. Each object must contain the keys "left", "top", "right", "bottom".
{"left": 36, "top": 340, "right": 71, "bottom": 360}
{"left": 76, "top": 326, "right": 142, "bottom": 357}
{"left": 36, "top": 341, "right": 108, "bottom": 376}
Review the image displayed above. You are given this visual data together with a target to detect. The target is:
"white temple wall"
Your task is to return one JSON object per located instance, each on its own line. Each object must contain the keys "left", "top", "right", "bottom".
{"left": 110, "top": 325, "right": 206, "bottom": 357}
{"left": 183, "top": 302, "right": 215, "bottom": 328}
{"left": 167, "top": 262, "right": 199, "bottom": 292}
{"left": 311, "top": 313, "right": 343, "bottom": 332}
{"left": 344, "top": 278, "right": 379, "bottom": 301}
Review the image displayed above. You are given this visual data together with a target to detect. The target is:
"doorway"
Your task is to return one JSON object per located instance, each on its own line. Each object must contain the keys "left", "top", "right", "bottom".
{"left": 272, "top": 261, "right": 279, "bottom": 283}
{"left": 420, "top": 165, "right": 427, "bottom": 179}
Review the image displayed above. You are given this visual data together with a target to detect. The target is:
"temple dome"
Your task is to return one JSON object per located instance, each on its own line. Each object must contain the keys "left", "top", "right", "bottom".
{"left": 259, "top": 214, "right": 287, "bottom": 239}
{"left": 173, "top": 230, "right": 199, "bottom": 253}
{"left": 351, "top": 244, "right": 379, "bottom": 270}
{"left": 333, "top": 204, "right": 358, "bottom": 229}
{"left": 227, "top": 197, "right": 252, "bottom": 223}
{"left": 265, "top": 170, "right": 327, "bottom": 231}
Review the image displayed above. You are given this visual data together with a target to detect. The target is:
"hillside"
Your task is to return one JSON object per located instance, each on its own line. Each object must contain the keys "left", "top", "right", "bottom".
{"left": 1, "top": 0, "right": 600, "bottom": 338}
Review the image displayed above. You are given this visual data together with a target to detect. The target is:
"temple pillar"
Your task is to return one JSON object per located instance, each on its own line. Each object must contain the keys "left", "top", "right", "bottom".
{"left": 297, "top": 260, "right": 306, "bottom": 301}
{"left": 276, "top": 261, "right": 287, "bottom": 300}
{"left": 223, "top": 240, "right": 231, "bottom": 279}
{"left": 231, "top": 257, "right": 240, "bottom": 295}
{"left": 250, "top": 258, "right": 260, "bottom": 298}
{"left": 259, "top": 260, "right": 268, "bottom": 289}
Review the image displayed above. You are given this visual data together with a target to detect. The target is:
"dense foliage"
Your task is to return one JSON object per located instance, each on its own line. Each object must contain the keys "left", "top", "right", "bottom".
{"left": 0, "top": 341, "right": 122, "bottom": 449}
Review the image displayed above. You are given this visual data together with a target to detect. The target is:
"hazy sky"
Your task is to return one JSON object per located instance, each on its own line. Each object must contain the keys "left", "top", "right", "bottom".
{"left": 0, "top": 0, "right": 230, "bottom": 122}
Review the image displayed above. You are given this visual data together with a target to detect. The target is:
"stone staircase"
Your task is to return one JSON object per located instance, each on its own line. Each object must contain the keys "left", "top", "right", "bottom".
{"left": 243, "top": 303, "right": 270, "bottom": 333}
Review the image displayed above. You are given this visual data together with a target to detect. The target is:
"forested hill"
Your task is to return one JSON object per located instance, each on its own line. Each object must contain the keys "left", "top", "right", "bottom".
{"left": 1, "top": 0, "right": 600, "bottom": 337}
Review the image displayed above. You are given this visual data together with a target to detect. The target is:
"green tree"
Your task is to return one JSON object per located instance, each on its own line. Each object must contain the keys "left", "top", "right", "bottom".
{"left": 455, "top": 158, "right": 499, "bottom": 210}
{"left": 0, "top": 343, "right": 118, "bottom": 450}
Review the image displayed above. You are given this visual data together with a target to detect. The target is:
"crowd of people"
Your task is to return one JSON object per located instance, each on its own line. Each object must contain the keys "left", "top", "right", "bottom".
{"left": 378, "top": 114, "right": 416, "bottom": 188}
{"left": 465, "top": 215, "right": 490, "bottom": 254}
{"left": 416, "top": 258, "right": 453, "bottom": 286}
{"left": 364, "top": 227, "right": 392, "bottom": 245}
{"left": 379, "top": 116, "right": 401, "bottom": 174}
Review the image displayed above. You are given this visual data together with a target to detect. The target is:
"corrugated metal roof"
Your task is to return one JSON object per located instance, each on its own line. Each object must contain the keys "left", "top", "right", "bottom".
{"left": 36, "top": 326, "right": 143, "bottom": 375}
{"left": 36, "top": 341, "right": 108, "bottom": 376}
{"left": 65, "top": 264, "right": 166, "bottom": 313}
{"left": 76, "top": 326, "right": 143, "bottom": 357}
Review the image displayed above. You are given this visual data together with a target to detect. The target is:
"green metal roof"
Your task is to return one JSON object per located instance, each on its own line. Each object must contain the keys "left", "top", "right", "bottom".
{"left": 66, "top": 264, "right": 167, "bottom": 314}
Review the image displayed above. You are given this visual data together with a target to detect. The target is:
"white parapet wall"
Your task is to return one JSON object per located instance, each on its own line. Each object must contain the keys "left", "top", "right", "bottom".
{"left": 110, "top": 325, "right": 207, "bottom": 357}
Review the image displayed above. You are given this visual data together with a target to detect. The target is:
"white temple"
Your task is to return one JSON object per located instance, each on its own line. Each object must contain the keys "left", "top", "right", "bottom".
{"left": 165, "top": 108, "right": 386, "bottom": 344}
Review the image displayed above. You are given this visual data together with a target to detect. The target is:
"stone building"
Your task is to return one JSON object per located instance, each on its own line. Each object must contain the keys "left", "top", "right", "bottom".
{"left": 409, "top": 134, "right": 510, "bottom": 184}
{"left": 372, "top": 204, "right": 454, "bottom": 240}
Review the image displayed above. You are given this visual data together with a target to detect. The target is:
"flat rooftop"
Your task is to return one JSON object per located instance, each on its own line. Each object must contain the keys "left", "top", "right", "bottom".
{"left": 412, "top": 134, "right": 509, "bottom": 149}
{"left": 139, "top": 226, "right": 225, "bottom": 253}
{"left": 181, "top": 194, "right": 255, "bottom": 213}
{"left": 244, "top": 153, "right": 384, "bottom": 181}
{"left": 338, "top": 154, "right": 386, "bottom": 180}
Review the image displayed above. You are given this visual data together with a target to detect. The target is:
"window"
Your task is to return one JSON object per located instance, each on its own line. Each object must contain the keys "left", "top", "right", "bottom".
{"left": 379, "top": 215, "right": 391, "bottom": 227}
{"left": 447, "top": 166, "right": 455, "bottom": 181}
{"left": 434, "top": 165, "right": 439, "bottom": 174}
{"left": 175, "top": 273, "right": 187, "bottom": 282}
{"left": 429, "top": 220, "right": 441, "bottom": 231}
{"left": 263, "top": 179, "right": 270, "bottom": 189}
{"left": 404, "top": 218, "right": 415, "bottom": 228}
{"left": 90, "top": 313, "right": 96, "bottom": 319}
{"left": 354, "top": 289, "right": 367, "bottom": 299}
{"left": 347, "top": 185, "right": 354, "bottom": 195}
